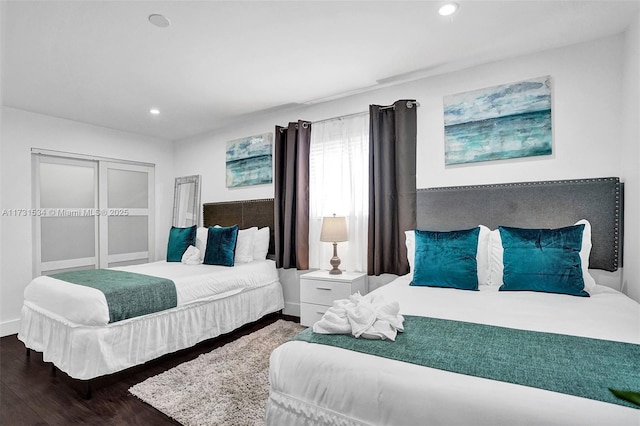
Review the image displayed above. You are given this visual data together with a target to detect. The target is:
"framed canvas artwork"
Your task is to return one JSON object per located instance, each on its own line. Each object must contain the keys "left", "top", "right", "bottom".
{"left": 226, "top": 133, "right": 273, "bottom": 188}
{"left": 443, "top": 76, "right": 552, "bottom": 165}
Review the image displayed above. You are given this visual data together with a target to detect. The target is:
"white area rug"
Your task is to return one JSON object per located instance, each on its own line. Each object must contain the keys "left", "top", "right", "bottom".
{"left": 129, "top": 320, "right": 304, "bottom": 426}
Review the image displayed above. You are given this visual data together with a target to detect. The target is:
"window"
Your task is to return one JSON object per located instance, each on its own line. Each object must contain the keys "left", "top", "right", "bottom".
{"left": 308, "top": 113, "right": 369, "bottom": 272}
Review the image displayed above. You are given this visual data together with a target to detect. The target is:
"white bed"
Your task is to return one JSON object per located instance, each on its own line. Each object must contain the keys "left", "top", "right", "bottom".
{"left": 266, "top": 178, "right": 640, "bottom": 426}
{"left": 267, "top": 276, "right": 639, "bottom": 426}
{"left": 19, "top": 198, "right": 284, "bottom": 385}
{"left": 19, "top": 259, "right": 284, "bottom": 380}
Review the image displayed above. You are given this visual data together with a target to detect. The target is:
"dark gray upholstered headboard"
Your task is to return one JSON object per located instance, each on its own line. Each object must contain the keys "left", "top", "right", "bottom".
{"left": 417, "top": 178, "right": 623, "bottom": 272}
{"left": 202, "top": 199, "right": 275, "bottom": 256}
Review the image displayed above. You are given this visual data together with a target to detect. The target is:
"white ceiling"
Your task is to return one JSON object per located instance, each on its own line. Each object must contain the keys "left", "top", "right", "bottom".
{"left": 2, "top": 1, "right": 638, "bottom": 141}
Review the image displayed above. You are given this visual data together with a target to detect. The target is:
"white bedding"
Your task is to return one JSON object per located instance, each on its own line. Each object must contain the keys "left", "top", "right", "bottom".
{"left": 23, "top": 260, "right": 279, "bottom": 326}
{"left": 19, "top": 259, "right": 284, "bottom": 380}
{"left": 267, "top": 276, "right": 640, "bottom": 426}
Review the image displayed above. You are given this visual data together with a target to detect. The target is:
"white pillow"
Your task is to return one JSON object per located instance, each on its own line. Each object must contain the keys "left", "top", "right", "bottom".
{"left": 488, "top": 219, "right": 596, "bottom": 292}
{"left": 488, "top": 229, "right": 504, "bottom": 286}
{"left": 405, "top": 230, "right": 415, "bottom": 277}
{"left": 575, "top": 219, "right": 597, "bottom": 292}
{"left": 404, "top": 225, "right": 491, "bottom": 285}
{"left": 197, "top": 225, "right": 256, "bottom": 264}
{"left": 235, "top": 227, "right": 257, "bottom": 264}
{"left": 253, "top": 227, "right": 270, "bottom": 260}
{"left": 476, "top": 225, "right": 491, "bottom": 286}
{"left": 196, "top": 227, "right": 209, "bottom": 261}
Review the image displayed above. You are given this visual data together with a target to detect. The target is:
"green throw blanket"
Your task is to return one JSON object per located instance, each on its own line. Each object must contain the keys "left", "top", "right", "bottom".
{"left": 293, "top": 315, "right": 640, "bottom": 409}
{"left": 51, "top": 269, "right": 177, "bottom": 323}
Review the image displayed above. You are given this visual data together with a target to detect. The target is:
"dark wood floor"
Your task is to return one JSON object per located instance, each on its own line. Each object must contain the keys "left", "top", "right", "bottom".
{"left": 0, "top": 313, "right": 297, "bottom": 425}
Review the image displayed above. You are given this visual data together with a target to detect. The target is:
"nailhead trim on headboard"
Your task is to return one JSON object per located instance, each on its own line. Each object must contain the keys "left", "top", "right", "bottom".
{"left": 418, "top": 177, "right": 620, "bottom": 192}
{"left": 417, "top": 177, "right": 622, "bottom": 271}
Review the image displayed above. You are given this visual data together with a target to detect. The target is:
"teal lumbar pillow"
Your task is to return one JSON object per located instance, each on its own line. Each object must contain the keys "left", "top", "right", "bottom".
{"left": 203, "top": 224, "right": 239, "bottom": 267}
{"left": 410, "top": 227, "right": 480, "bottom": 290}
{"left": 498, "top": 224, "right": 588, "bottom": 297}
{"left": 167, "top": 225, "right": 197, "bottom": 262}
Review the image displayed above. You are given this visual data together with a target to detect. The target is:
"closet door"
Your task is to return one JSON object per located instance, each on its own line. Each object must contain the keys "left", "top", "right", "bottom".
{"left": 34, "top": 155, "right": 99, "bottom": 275}
{"left": 99, "top": 162, "right": 155, "bottom": 268}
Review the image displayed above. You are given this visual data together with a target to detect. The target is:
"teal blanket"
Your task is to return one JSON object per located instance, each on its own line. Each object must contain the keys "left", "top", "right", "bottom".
{"left": 51, "top": 269, "right": 177, "bottom": 323}
{"left": 293, "top": 315, "right": 640, "bottom": 409}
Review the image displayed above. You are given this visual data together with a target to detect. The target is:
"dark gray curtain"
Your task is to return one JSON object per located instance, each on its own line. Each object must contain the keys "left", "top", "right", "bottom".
{"left": 367, "top": 100, "right": 417, "bottom": 276}
{"left": 274, "top": 120, "right": 311, "bottom": 270}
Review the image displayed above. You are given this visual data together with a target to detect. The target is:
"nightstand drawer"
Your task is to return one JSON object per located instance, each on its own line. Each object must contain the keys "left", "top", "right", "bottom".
{"left": 300, "top": 302, "right": 330, "bottom": 327}
{"left": 300, "top": 278, "right": 351, "bottom": 305}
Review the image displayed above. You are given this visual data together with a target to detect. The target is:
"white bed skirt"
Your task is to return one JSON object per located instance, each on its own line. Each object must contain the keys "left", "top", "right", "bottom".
{"left": 18, "top": 281, "right": 284, "bottom": 380}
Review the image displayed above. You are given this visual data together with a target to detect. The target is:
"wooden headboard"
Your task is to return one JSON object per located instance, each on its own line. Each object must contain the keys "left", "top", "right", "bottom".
{"left": 202, "top": 198, "right": 275, "bottom": 256}
{"left": 416, "top": 177, "right": 623, "bottom": 272}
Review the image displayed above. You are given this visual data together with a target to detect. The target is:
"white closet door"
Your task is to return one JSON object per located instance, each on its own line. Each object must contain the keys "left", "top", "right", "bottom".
{"left": 34, "top": 155, "right": 99, "bottom": 275}
{"left": 99, "top": 162, "right": 155, "bottom": 268}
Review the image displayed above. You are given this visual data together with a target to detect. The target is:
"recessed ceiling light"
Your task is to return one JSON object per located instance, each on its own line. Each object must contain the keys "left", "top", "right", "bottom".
{"left": 438, "top": 3, "right": 459, "bottom": 16}
{"left": 148, "top": 14, "right": 171, "bottom": 28}
{"left": 149, "top": 108, "right": 160, "bottom": 115}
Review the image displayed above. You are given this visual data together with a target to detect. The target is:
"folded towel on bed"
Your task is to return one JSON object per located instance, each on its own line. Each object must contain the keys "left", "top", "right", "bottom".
{"left": 181, "top": 245, "right": 202, "bottom": 265}
{"left": 313, "top": 292, "right": 404, "bottom": 341}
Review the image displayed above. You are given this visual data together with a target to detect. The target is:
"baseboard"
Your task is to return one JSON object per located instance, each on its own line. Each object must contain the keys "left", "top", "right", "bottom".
{"left": 1, "top": 318, "right": 20, "bottom": 337}
{"left": 283, "top": 301, "right": 300, "bottom": 318}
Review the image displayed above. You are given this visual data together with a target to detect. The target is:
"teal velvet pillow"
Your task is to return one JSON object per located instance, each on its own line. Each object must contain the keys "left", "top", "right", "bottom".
{"left": 203, "top": 225, "right": 239, "bottom": 267}
{"left": 410, "top": 227, "right": 480, "bottom": 290}
{"left": 498, "top": 224, "right": 588, "bottom": 297}
{"left": 167, "top": 225, "right": 197, "bottom": 262}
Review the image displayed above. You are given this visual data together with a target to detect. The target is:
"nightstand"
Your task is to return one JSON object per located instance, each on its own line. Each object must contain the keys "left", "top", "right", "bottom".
{"left": 299, "top": 270, "right": 367, "bottom": 327}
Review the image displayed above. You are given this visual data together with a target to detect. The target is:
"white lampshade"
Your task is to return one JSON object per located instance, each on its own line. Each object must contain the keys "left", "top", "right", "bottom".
{"left": 320, "top": 216, "right": 348, "bottom": 242}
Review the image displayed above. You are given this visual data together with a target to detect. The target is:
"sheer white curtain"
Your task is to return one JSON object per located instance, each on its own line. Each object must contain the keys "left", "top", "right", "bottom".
{"left": 309, "top": 113, "right": 369, "bottom": 272}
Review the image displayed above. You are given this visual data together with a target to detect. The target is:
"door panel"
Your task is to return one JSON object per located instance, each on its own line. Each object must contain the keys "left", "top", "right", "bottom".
{"left": 100, "top": 162, "right": 155, "bottom": 268}
{"left": 34, "top": 155, "right": 99, "bottom": 275}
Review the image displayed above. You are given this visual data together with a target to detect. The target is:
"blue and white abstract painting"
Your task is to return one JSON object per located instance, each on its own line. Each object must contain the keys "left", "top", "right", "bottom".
{"left": 444, "top": 76, "right": 552, "bottom": 165}
{"left": 226, "top": 132, "right": 273, "bottom": 188}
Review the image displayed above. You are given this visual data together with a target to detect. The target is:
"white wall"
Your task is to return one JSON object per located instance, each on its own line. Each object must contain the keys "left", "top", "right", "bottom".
{"left": 177, "top": 35, "right": 625, "bottom": 191}
{"left": 621, "top": 12, "right": 640, "bottom": 303}
{"left": 175, "top": 34, "right": 638, "bottom": 311}
{"left": 0, "top": 108, "right": 175, "bottom": 335}
{"left": 0, "top": 0, "right": 5, "bottom": 335}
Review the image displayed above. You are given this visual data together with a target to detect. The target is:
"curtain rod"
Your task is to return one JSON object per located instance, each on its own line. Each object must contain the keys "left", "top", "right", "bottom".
{"left": 312, "top": 100, "right": 420, "bottom": 125}
{"left": 378, "top": 100, "right": 420, "bottom": 110}
{"left": 313, "top": 110, "right": 369, "bottom": 125}
{"left": 277, "top": 121, "right": 310, "bottom": 132}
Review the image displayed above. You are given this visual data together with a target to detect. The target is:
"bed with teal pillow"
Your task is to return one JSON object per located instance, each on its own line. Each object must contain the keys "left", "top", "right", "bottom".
{"left": 203, "top": 224, "right": 239, "bottom": 266}
{"left": 410, "top": 227, "right": 480, "bottom": 290}
{"left": 499, "top": 224, "right": 588, "bottom": 297}
{"left": 167, "top": 225, "right": 197, "bottom": 262}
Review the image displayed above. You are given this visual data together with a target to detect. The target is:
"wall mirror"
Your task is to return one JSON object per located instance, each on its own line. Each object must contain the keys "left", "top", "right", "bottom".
{"left": 173, "top": 175, "right": 201, "bottom": 227}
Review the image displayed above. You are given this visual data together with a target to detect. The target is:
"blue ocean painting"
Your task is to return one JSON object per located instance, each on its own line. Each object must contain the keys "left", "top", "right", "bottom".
{"left": 226, "top": 133, "right": 273, "bottom": 187}
{"left": 444, "top": 76, "right": 552, "bottom": 165}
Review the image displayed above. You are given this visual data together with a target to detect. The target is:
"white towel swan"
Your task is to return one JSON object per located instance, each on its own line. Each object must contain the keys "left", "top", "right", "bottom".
{"left": 313, "top": 292, "right": 404, "bottom": 341}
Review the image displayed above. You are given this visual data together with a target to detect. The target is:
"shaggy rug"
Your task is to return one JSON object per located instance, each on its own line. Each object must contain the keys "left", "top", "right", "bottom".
{"left": 129, "top": 320, "right": 304, "bottom": 426}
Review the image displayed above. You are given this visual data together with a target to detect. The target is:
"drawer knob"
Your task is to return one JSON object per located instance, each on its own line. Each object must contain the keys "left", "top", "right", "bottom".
{"left": 316, "top": 286, "right": 332, "bottom": 290}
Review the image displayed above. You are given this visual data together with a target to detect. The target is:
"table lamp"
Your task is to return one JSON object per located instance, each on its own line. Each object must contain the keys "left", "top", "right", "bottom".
{"left": 320, "top": 215, "right": 348, "bottom": 274}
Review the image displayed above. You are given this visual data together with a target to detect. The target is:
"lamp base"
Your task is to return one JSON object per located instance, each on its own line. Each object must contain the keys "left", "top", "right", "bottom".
{"left": 329, "top": 242, "right": 342, "bottom": 274}
{"left": 329, "top": 264, "right": 342, "bottom": 275}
